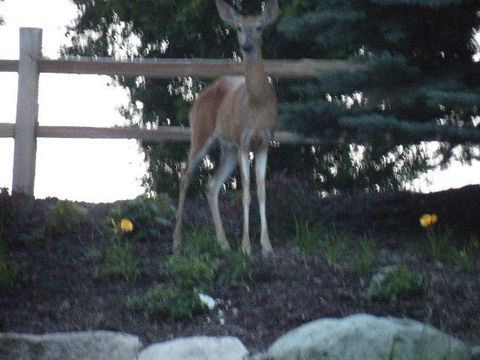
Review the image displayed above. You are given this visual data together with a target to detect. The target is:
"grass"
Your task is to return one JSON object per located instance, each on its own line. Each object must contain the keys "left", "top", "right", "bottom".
{"left": 105, "top": 240, "right": 140, "bottom": 282}
{"left": 127, "top": 284, "right": 206, "bottom": 321}
{"left": 365, "top": 265, "right": 429, "bottom": 303}
{"left": 128, "top": 228, "right": 257, "bottom": 320}
{"left": 295, "top": 218, "right": 376, "bottom": 276}
{"left": 218, "top": 250, "right": 253, "bottom": 285}
{"left": 294, "top": 217, "right": 323, "bottom": 257}
{"left": 352, "top": 239, "right": 376, "bottom": 277}
{"left": 166, "top": 254, "right": 217, "bottom": 290}
{"left": 181, "top": 228, "right": 223, "bottom": 258}
{"left": 0, "top": 228, "right": 18, "bottom": 289}
{"left": 421, "top": 228, "right": 476, "bottom": 272}
{"left": 45, "top": 200, "right": 89, "bottom": 237}
{"left": 127, "top": 230, "right": 217, "bottom": 320}
{"left": 294, "top": 218, "right": 346, "bottom": 264}
{"left": 0, "top": 253, "right": 18, "bottom": 289}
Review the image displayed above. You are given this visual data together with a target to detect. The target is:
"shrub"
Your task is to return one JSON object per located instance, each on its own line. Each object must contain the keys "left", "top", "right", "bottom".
{"left": 318, "top": 230, "right": 350, "bottom": 266}
{"left": 219, "top": 250, "right": 253, "bottom": 286}
{"left": 351, "top": 239, "right": 376, "bottom": 277}
{"left": 181, "top": 228, "right": 223, "bottom": 258}
{"left": 0, "top": 241, "right": 18, "bottom": 289}
{"left": 294, "top": 217, "right": 325, "bottom": 257}
{"left": 127, "top": 284, "right": 205, "bottom": 321}
{"left": 452, "top": 248, "right": 475, "bottom": 273}
{"left": 0, "top": 258, "right": 18, "bottom": 289}
{"left": 365, "top": 266, "right": 428, "bottom": 302}
{"left": 166, "top": 254, "right": 217, "bottom": 290}
{"left": 105, "top": 240, "right": 140, "bottom": 282}
{"left": 109, "top": 194, "right": 175, "bottom": 241}
{"left": 45, "top": 200, "right": 89, "bottom": 237}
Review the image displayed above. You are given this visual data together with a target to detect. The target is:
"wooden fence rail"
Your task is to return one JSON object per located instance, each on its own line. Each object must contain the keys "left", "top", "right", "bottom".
{"left": 0, "top": 27, "right": 362, "bottom": 196}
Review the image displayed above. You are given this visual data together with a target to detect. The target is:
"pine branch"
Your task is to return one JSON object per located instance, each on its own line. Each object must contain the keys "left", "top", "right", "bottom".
{"left": 339, "top": 114, "right": 480, "bottom": 145}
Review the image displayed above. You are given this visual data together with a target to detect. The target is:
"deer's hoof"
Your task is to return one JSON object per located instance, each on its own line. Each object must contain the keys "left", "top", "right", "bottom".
{"left": 261, "top": 247, "right": 274, "bottom": 258}
{"left": 241, "top": 244, "right": 252, "bottom": 256}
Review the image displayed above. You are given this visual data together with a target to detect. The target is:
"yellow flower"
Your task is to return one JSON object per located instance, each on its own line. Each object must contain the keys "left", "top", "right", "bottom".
{"left": 120, "top": 218, "right": 134, "bottom": 233}
{"left": 419, "top": 214, "right": 432, "bottom": 228}
{"left": 419, "top": 213, "right": 438, "bottom": 228}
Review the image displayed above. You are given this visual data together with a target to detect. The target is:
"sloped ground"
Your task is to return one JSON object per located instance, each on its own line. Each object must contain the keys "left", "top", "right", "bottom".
{"left": 0, "top": 185, "right": 479, "bottom": 352}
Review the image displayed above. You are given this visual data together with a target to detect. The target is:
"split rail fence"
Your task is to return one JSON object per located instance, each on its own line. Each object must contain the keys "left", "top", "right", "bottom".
{"left": 0, "top": 27, "right": 363, "bottom": 196}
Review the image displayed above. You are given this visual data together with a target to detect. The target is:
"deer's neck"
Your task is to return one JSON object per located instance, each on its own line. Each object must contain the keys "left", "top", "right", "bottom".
{"left": 244, "top": 55, "right": 270, "bottom": 103}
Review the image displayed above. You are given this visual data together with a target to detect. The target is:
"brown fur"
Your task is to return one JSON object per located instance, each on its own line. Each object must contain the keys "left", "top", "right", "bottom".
{"left": 173, "top": 0, "right": 279, "bottom": 256}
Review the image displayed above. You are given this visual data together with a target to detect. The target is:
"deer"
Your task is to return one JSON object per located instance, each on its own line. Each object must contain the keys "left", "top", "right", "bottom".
{"left": 173, "top": 0, "right": 279, "bottom": 257}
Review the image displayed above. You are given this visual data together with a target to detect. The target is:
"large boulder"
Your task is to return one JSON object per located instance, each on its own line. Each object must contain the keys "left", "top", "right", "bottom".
{"left": 138, "top": 336, "right": 248, "bottom": 360}
{"left": 262, "top": 314, "right": 476, "bottom": 360}
{"left": 0, "top": 331, "right": 141, "bottom": 360}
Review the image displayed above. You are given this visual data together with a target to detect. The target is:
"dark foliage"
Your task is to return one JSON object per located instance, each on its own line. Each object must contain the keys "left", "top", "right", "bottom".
{"left": 64, "top": 0, "right": 480, "bottom": 196}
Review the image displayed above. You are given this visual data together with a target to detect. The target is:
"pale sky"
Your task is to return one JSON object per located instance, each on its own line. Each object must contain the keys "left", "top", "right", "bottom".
{"left": 0, "top": 0, "right": 147, "bottom": 202}
{"left": 0, "top": 0, "right": 479, "bottom": 203}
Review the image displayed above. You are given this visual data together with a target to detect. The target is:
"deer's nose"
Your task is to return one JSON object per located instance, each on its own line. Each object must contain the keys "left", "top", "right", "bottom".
{"left": 241, "top": 43, "right": 254, "bottom": 54}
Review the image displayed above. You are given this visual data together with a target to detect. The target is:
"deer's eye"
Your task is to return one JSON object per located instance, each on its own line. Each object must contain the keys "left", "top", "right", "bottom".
{"left": 237, "top": 26, "right": 243, "bottom": 32}
{"left": 256, "top": 26, "right": 262, "bottom": 32}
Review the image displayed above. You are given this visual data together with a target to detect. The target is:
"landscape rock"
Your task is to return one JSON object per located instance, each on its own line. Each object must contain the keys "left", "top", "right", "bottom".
{"left": 138, "top": 336, "right": 248, "bottom": 360}
{"left": 0, "top": 331, "right": 141, "bottom": 360}
{"left": 261, "top": 313, "right": 475, "bottom": 360}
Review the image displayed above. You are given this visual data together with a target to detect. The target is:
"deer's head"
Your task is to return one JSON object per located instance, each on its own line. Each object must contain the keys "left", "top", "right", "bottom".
{"left": 215, "top": 0, "right": 279, "bottom": 59}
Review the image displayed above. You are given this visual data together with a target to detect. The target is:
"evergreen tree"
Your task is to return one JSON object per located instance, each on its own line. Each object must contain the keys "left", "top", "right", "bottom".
{"left": 64, "top": 0, "right": 480, "bottom": 195}
{"left": 277, "top": 0, "right": 480, "bottom": 167}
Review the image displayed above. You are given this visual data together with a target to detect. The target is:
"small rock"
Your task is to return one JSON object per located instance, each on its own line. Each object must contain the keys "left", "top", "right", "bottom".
{"left": 198, "top": 293, "right": 217, "bottom": 310}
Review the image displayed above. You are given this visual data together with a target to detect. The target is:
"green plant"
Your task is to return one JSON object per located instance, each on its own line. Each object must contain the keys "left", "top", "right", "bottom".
{"left": 352, "top": 239, "right": 376, "bottom": 277}
{"left": 85, "top": 247, "right": 103, "bottom": 262}
{"left": 318, "top": 231, "right": 349, "bottom": 266}
{"left": 109, "top": 194, "right": 175, "bottom": 242}
{"left": 452, "top": 248, "right": 474, "bottom": 273}
{"left": 419, "top": 213, "right": 456, "bottom": 263}
{"left": 127, "top": 284, "right": 206, "bottom": 321}
{"left": 427, "top": 232, "right": 453, "bottom": 263}
{"left": 127, "top": 251, "right": 216, "bottom": 321}
{"left": 219, "top": 250, "right": 253, "bottom": 286}
{"left": 471, "top": 236, "right": 480, "bottom": 251}
{"left": 105, "top": 240, "right": 140, "bottom": 282}
{"left": 365, "top": 266, "right": 428, "bottom": 303}
{"left": 166, "top": 254, "right": 217, "bottom": 290}
{"left": 0, "top": 242, "right": 18, "bottom": 289}
{"left": 0, "top": 257, "right": 18, "bottom": 289}
{"left": 294, "top": 217, "right": 325, "bottom": 256}
{"left": 45, "top": 200, "right": 89, "bottom": 237}
{"left": 419, "top": 227, "right": 475, "bottom": 272}
{"left": 181, "top": 228, "right": 223, "bottom": 258}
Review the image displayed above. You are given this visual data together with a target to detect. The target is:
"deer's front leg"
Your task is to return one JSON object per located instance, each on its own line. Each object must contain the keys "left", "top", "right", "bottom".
{"left": 255, "top": 144, "right": 273, "bottom": 257}
{"left": 239, "top": 147, "right": 251, "bottom": 255}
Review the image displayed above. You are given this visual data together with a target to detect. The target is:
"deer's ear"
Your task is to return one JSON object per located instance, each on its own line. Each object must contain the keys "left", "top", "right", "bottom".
{"left": 216, "top": 0, "right": 239, "bottom": 25}
{"left": 261, "top": 0, "right": 279, "bottom": 26}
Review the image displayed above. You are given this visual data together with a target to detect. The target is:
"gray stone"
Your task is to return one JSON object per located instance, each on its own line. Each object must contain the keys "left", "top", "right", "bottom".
{"left": 0, "top": 331, "right": 141, "bottom": 360}
{"left": 138, "top": 336, "right": 248, "bottom": 360}
{"left": 264, "top": 314, "right": 475, "bottom": 360}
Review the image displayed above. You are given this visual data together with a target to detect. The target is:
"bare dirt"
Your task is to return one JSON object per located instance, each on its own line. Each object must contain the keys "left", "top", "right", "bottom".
{"left": 0, "top": 185, "right": 479, "bottom": 353}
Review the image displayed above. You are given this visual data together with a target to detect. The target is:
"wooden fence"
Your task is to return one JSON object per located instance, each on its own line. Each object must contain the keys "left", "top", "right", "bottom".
{"left": 0, "top": 27, "right": 362, "bottom": 196}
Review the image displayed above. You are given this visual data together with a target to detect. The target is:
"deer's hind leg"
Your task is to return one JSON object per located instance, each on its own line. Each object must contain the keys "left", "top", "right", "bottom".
{"left": 206, "top": 141, "right": 238, "bottom": 251}
{"left": 173, "top": 137, "right": 216, "bottom": 252}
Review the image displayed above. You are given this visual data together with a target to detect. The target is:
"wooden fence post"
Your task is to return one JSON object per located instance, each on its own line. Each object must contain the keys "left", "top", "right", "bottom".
{"left": 12, "top": 28, "right": 42, "bottom": 195}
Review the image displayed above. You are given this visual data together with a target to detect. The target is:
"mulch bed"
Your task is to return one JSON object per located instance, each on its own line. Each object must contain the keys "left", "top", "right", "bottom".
{"left": 0, "top": 186, "right": 479, "bottom": 352}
